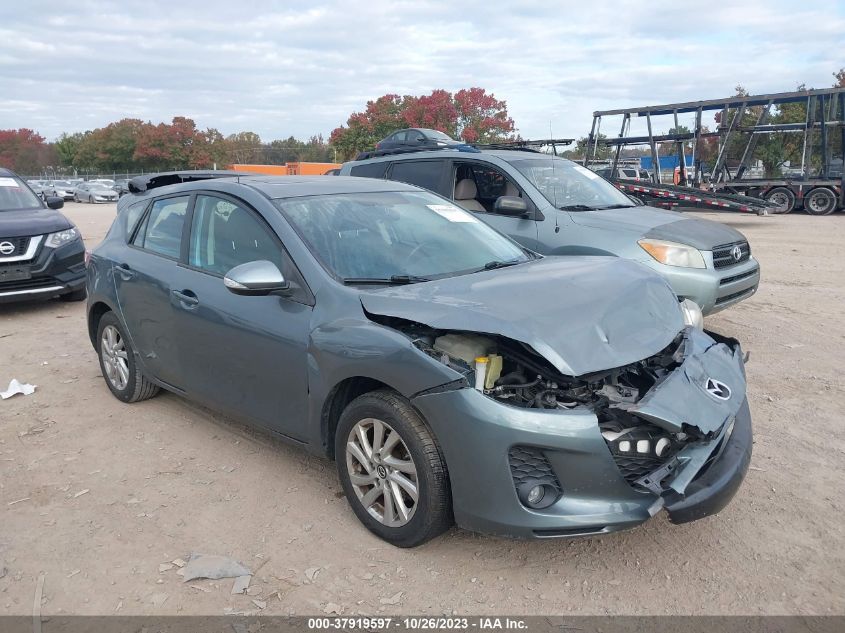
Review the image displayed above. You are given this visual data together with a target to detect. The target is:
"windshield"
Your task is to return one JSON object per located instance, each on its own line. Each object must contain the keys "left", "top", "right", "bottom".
{"left": 0, "top": 176, "right": 43, "bottom": 211}
{"left": 509, "top": 157, "right": 635, "bottom": 210}
{"left": 276, "top": 191, "right": 531, "bottom": 282}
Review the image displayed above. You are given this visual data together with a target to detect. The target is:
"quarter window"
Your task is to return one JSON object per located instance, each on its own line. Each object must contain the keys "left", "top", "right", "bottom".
{"left": 388, "top": 160, "right": 444, "bottom": 192}
{"left": 133, "top": 196, "right": 189, "bottom": 259}
{"left": 349, "top": 162, "right": 389, "bottom": 178}
{"left": 188, "top": 195, "right": 284, "bottom": 276}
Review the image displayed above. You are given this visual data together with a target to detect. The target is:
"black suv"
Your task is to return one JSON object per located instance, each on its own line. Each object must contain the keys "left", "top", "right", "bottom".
{"left": 0, "top": 168, "right": 86, "bottom": 303}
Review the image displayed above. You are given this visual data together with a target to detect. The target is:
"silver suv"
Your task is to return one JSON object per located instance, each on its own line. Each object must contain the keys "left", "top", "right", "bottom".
{"left": 341, "top": 149, "right": 760, "bottom": 315}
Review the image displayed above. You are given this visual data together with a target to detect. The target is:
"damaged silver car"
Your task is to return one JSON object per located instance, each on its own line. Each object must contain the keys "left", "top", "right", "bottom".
{"left": 88, "top": 173, "right": 752, "bottom": 547}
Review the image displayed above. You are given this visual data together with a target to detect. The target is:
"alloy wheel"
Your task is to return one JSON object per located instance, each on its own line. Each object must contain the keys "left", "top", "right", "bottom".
{"left": 101, "top": 325, "right": 129, "bottom": 390}
{"left": 345, "top": 418, "right": 419, "bottom": 527}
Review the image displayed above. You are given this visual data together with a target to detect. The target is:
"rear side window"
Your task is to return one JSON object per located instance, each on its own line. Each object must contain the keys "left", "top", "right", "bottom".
{"left": 133, "top": 196, "right": 189, "bottom": 259}
{"left": 349, "top": 162, "right": 389, "bottom": 179}
{"left": 388, "top": 160, "right": 444, "bottom": 192}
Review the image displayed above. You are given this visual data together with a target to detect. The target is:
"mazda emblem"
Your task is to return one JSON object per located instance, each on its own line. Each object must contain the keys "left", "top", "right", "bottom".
{"left": 0, "top": 241, "right": 15, "bottom": 256}
{"left": 705, "top": 378, "right": 731, "bottom": 401}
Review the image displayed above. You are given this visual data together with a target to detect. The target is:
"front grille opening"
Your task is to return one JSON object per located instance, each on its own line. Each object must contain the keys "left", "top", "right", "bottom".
{"left": 720, "top": 268, "right": 758, "bottom": 286}
{"left": 600, "top": 410, "right": 682, "bottom": 488}
{"left": 0, "top": 236, "right": 30, "bottom": 258}
{"left": 714, "top": 287, "right": 756, "bottom": 306}
{"left": 712, "top": 241, "right": 751, "bottom": 269}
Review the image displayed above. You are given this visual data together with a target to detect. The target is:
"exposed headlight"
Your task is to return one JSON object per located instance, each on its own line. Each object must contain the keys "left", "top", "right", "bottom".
{"left": 45, "top": 227, "right": 80, "bottom": 248}
{"left": 679, "top": 299, "right": 704, "bottom": 329}
{"left": 638, "top": 238, "right": 706, "bottom": 268}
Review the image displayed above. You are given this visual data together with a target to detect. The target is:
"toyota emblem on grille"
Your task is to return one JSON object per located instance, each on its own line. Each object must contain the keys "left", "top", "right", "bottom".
{"left": 705, "top": 378, "right": 731, "bottom": 401}
{"left": 730, "top": 245, "right": 742, "bottom": 261}
{"left": 0, "top": 241, "right": 15, "bottom": 256}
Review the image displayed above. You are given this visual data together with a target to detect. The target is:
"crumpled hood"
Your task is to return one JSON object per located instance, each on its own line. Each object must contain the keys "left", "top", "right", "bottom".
{"left": 570, "top": 207, "right": 747, "bottom": 250}
{"left": 359, "top": 257, "right": 684, "bottom": 377}
{"left": 0, "top": 208, "right": 72, "bottom": 238}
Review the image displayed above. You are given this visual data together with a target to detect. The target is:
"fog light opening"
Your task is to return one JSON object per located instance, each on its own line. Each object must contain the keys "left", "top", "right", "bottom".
{"left": 517, "top": 480, "right": 560, "bottom": 510}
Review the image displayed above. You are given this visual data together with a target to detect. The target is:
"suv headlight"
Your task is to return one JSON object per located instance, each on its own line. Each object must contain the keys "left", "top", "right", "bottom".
{"left": 638, "top": 239, "right": 706, "bottom": 268}
{"left": 45, "top": 227, "right": 80, "bottom": 248}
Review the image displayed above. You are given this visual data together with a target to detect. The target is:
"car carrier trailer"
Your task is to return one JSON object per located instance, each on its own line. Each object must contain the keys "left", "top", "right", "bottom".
{"left": 583, "top": 87, "right": 845, "bottom": 215}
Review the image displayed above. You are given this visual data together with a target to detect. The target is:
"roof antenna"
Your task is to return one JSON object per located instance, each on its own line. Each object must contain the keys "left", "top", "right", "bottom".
{"left": 549, "top": 121, "right": 560, "bottom": 232}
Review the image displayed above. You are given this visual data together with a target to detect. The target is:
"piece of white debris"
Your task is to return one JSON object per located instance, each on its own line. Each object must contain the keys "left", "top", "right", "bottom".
{"left": 67, "top": 569, "right": 81, "bottom": 578}
{"left": 252, "top": 599, "right": 267, "bottom": 610}
{"left": 231, "top": 575, "right": 251, "bottom": 595}
{"left": 380, "top": 591, "right": 403, "bottom": 605}
{"left": 189, "top": 585, "right": 210, "bottom": 593}
{"left": 324, "top": 602, "right": 342, "bottom": 614}
{"left": 1, "top": 379, "right": 36, "bottom": 400}
{"left": 73, "top": 489, "right": 90, "bottom": 498}
{"left": 159, "top": 563, "right": 174, "bottom": 573}
{"left": 181, "top": 554, "right": 251, "bottom": 582}
{"left": 172, "top": 558, "right": 187, "bottom": 568}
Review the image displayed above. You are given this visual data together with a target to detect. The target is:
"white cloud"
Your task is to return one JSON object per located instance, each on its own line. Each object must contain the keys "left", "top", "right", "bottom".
{"left": 0, "top": 0, "right": 842, "bottom": 141}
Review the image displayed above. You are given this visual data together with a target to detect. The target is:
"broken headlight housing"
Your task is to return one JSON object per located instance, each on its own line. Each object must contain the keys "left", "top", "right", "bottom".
{"left": 45, "top": 227, "right": 80, "bottom": 248}
{"left": 638, "top": 238, "right": 706, "bottom": 269}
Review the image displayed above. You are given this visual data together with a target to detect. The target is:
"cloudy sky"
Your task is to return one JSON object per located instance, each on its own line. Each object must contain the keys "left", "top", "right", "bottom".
{"left": 1, "top": 0, "right": 843, "bottom": 142}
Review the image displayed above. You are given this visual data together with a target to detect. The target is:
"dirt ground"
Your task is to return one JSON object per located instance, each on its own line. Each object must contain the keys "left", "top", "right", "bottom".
{"left": 1, "top": 202, "right": 843, "bottom": 617}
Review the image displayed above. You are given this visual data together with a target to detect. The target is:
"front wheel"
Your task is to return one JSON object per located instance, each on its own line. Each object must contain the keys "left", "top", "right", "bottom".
{"left": 336, "top": 390, "right": 452, "bottom": 547}
{"left": 96, "top": 312, "right": 159, "bottom": 403}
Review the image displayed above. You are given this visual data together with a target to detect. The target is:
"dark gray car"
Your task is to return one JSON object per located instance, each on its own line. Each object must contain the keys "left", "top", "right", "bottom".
{"left": 340, "top": 150, "right": 761, "bottom": 317}
{"left": 87, "top": 173, "right": 752, "bottom": 547}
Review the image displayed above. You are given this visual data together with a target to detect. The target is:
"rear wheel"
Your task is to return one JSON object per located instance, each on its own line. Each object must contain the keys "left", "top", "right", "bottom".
{"left": 804, "top": 187, "right": 836, "bottom": 216}
{"left": 96, "top": 312, "right": 159, "bottom": 403}
{"left": 335, "top": 390, "right": 452, "bottom": 547}
{"left": 765, "top": 187, "right": 795, "bottom": 214}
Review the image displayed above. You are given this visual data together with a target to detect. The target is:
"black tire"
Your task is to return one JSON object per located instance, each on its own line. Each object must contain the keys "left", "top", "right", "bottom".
{"left": 803, "top": 187, "right": 836, "bottom": 216}
{"left": 335, "top": 389, "right": 452, "bottom": 547}
{"left": 96, "top": 311, "right": 159, "bottom": 403}
{"left": 765, "top": 187, "right": 795, "bottom": 214}
{"left": 60, "top": 288, "right": 87, "bottom": 302}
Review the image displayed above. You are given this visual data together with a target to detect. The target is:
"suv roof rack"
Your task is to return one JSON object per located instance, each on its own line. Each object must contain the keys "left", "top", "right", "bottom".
{"left": 128, "top": 170, "right": 251, "bottom": 193}
{"left": 353, "top": 138, "right": 576, "bottom": 161}
{"left": 473, "top": 138, "right": 575, "bottom": 153}
{"left": 353, "top": 145, "right": 481, "bottom": 161}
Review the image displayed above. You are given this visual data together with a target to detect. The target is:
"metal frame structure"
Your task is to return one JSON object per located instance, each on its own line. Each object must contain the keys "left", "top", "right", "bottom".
{"left": 584, "top": 87, "right": 845, "bottom": 212}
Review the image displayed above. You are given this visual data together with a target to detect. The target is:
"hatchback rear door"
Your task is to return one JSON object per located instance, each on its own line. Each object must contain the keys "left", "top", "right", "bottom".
{"left": 114, "top": 194, "right": 191, "bottom": 388}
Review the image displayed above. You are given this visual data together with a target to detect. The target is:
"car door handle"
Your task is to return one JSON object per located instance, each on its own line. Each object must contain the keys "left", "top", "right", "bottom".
{"left": 171, "top": 289, "right": 199, "bottom": 308}
{"left": 115, "top": 263, "right": 135, "bottom": 280}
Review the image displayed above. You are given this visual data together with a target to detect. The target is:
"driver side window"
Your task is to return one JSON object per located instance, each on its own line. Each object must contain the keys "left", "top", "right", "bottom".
{"left": 188, "top": 195, "right": 284, "bottom": 276}
{"left": 453, "top": 162, "right": 522, "bottom": 213}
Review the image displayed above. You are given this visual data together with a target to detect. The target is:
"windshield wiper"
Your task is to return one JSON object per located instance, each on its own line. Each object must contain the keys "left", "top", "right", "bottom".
{"left": 342, "top": 274, "right": 431, "bottom": 285}
{"left": 592, "top": 203, "right": 636, "bottom": 210}
{"left": 479, "top": 259, "right": 522, "bottom": 271}
{"left": 558, "top": 204, "right": 597, "bottom": 210}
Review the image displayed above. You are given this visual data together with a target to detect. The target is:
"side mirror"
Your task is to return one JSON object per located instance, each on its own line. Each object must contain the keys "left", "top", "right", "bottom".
{"left": 224, "top": 260, "right": 290, "bottom": 296}
{"left": 494, "top": 195, "right": 528, "bottom": 216}
{"left": 46, "top": 196, "right": 64, "bottom": 210}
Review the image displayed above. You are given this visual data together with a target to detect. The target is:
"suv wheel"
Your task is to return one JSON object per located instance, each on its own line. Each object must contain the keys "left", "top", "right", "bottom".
{"left": 96, "top": 312, "right": 159, "bottom": 403}
{"left": 335, "top": 390, "right": 452, "bottom": 547}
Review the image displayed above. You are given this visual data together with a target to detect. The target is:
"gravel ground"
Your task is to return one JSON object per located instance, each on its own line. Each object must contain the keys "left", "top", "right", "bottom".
{"left": 1, "top": 202, "right": 843, "bottom": 616}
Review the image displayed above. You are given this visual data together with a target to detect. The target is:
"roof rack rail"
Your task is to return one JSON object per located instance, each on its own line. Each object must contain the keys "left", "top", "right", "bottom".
{"left": 127, "top": 170, "right": 250, "bottom": 193}
{"left": 353, "top": 145, "right": 481, "bottom": 161}
{"left": 473, "top": 138, "right": 575, "bottom": 153}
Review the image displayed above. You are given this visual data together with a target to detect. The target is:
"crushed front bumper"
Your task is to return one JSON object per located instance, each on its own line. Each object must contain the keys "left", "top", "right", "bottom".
{"left": 410, "top": 328, "right": 752, "bottom": 538}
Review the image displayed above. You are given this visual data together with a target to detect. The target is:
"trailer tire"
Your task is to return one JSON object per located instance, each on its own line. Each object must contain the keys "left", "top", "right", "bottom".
{"left": 765, "top": 187, "right": 795, "bottom": 214}
{"left": 803, "top": 187, "right": 837, "bottom": 216}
